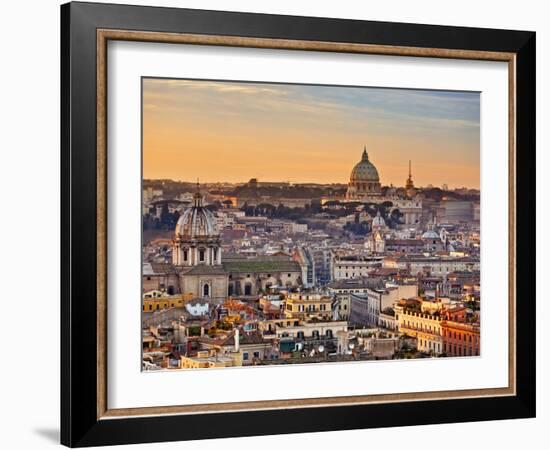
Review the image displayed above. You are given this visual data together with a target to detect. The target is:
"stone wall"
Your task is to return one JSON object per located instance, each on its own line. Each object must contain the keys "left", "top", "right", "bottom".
{"left": 179, "top": 273, "right": 228, "bottom": 300}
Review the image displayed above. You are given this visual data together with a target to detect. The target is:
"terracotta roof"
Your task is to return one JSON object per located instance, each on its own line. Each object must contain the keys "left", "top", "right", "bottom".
{"left": 221, "top": 229, "right": 247, "bottom": 241}
{"left": 224, "top": 331, "right": 267, "bottom": 346}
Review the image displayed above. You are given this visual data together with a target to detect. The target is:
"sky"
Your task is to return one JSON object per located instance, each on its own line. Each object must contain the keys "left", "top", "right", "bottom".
{"left": 143, "top": 78, "right": 480, "bottom": 188}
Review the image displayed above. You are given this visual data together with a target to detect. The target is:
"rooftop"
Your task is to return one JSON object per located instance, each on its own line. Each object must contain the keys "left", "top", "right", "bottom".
{"left": 223, "top": 259, "right": 300, "bottom": 273}
{"left": 182, "top": 265, "right": 227, "bottom": 276}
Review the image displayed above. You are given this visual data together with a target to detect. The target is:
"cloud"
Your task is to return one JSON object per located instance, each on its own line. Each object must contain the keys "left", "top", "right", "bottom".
{"left": 142, "top": 78, "right": 480, "bottom": 187}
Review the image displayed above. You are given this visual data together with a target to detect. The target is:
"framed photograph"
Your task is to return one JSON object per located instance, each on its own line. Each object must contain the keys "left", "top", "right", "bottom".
{"left": 61, "top": 1, "right": 536, "bottom": 447}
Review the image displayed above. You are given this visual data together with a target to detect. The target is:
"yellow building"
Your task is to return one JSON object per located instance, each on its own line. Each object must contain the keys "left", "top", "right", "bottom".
{"left": 394, "top": 299, "right": 443, "bottom": 354}
{"left": 142, "top": 292, "right": 193, "bottom": 312}
{"left": 179, "top": 350, "right": 242, "bottom": 369}
{"left": 284, "top": 293, "right": 333, "bottom": 321}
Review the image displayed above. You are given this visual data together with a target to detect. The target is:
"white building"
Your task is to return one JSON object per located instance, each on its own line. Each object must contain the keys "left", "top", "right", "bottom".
{"left": 332, "top": 254, "right": 383, "bottom": 280}
{"left": 350, "top": 283, "right": 418, "bottom": 327}
{"left": 383, "top": 256, "right": 479, "bottom": 279}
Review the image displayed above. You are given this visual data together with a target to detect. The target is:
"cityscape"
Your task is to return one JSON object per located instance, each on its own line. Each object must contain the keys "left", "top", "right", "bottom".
{"left": 142, "top": 79, "right": 480, "bottom": 371}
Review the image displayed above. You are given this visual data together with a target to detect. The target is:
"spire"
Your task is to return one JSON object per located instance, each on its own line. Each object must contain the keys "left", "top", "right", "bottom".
{"left": 362, "top": 146, "right": 368, "bottom": 161}
{"left": 193, "top": 178, "right": 203, "bottom": 207}
{"left": 405, "top": 160, "right": 414, "bottom": 191}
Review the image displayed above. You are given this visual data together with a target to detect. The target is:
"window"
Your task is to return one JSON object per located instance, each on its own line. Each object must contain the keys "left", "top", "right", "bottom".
{"left": 199, "top": 249, "right": 205, "bottom": 262}
{"left": 183, "top": 249, "right": 188, "bottom": 261}
{"left": 288, "top": 273, "right": 291, "bottom": 277}
{"left": 203, "top": 284, "right": 210, "bottom": 297}
{"left": 253, "top": 351, "right": 260, "bottom": 358}
{"left": 243, "top": 352, "right": 249, "bottom": 360}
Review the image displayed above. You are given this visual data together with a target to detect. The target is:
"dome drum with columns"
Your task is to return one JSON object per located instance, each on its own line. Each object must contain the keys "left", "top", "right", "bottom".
{"left": 172, "top": 189, "right": 222, "bottom": 266}
{"left": 346, "top": 147, "right": 381, "bottom": 200}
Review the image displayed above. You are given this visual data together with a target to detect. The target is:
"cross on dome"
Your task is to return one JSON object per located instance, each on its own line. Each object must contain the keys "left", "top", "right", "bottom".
{"left": 193, "top": 178, "right": 203, "bottom": 207}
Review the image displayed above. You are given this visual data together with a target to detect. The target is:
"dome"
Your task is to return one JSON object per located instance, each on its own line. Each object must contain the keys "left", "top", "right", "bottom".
{"left": 372, "top": 210, "right": 386, "bottom": 228}
{"left": 350, "top": 149, "right": 380, "bottom": 182}
{"left": 175, "top": 192, "right": 219, "bottom": 238}
{"left": 422, "top": 230, "right": 439, "bottom": 240}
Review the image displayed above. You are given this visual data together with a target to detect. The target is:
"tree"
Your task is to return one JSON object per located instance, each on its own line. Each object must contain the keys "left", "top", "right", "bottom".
{"left": 160, "top": 203, "right": 170, "bottom": 225}
{"left": 207, "top": 201, "right": 222, "bottom": 211}
{"left": 364, "top": 202, "right": 378, "bottom": 217}
{"left": 386, "top": 208, "right": 403, "bottom": 228}
{"left": 310, "top": 199, "right": 323, "bottom": 213}
{"left": 344, "top": 221, "right": 369, "bottom": 236}
{"left": 241, "top": 202, "right": 256, "bottom": 216}
{"left": 256, "top": 203, "right": 276, "bottom": 217}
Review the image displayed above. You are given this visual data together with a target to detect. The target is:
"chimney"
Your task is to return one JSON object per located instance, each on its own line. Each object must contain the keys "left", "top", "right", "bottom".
{"left": 234, "top": 328, "right": 240, "bottom": 352}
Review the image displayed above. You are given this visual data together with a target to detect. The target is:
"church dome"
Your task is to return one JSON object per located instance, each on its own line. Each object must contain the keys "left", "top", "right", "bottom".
{"left": 372, "top": 210, "right": 386, "bottom": 228}
{"left": 350, "top": 148, "right": 380, "bottom": 183}
{"left": 422, "top": 230, "right": 439, "bottom": 240}
{"left": 175, "top": 192, "right": 219, "bottom": 238}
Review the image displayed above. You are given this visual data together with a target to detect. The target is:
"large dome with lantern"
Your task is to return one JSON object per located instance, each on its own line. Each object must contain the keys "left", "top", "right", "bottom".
{"left": 175, "top": 192, "right": 219, "bottom": 238}
{"left": 173, "top": 187, "right": 222, "bottom": 267}
{"left": 346, "top": 147, "right": 382, "bottom": 200}
{"left": 350, "top": 148, "right": 380, "bottom": 183}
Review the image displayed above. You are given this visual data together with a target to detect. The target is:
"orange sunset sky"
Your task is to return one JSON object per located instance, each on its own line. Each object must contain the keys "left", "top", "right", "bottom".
{"left": 143, "top": 78, "right": 480, "bottom": 188}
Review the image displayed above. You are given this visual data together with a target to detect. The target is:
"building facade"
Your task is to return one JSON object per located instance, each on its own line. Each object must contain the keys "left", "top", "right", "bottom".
{"left": 332, "top": 254, "right": 383, "bottom": 280}
{"left": 441, "top": 307, "right": 480, "bottom": 356}
{"left": 394, "top": 300, "right": 443, "bottom": 355}
{"left": 284, "top": 293, "right": 334, "bottom": 321}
